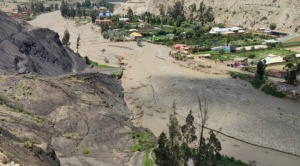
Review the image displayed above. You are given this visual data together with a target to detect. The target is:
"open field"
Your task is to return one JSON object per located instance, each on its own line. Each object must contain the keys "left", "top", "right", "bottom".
{"left": 208, "top": 48, "right": 297, "bottom": 61}
{"left": 29, "top": 11, "right": 300, "bottom": 166}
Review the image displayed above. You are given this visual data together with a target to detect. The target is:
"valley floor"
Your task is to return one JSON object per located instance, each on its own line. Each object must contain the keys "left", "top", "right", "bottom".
{"left": 29, "top": 11, "right": 300, "bottom": 166}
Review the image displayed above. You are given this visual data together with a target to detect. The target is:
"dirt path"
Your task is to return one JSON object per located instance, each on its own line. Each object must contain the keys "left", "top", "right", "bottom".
{"left": 29, "top": 11, "right": 300, "bottom": 166}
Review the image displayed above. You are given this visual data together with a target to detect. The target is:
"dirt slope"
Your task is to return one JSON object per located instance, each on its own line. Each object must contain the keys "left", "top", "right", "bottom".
{"left": 0, "top": 10, "right": 86, "bottom": 76}
{"left": 0, "top": 73, "right": 135, "bottom": 166}
{"left": 115, "top": 0, "right": 300, "bottom": 33}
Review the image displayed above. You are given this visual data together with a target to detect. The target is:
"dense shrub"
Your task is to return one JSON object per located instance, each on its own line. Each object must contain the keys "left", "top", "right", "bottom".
{"left": 248, "top": 54, "right": 256, "bottom": 59}
{"left": 250, "top": 77, "right": 266, "bottom": 89}
{"left": 284, "top": 54, "right": 297, "bottom": 62}
{"left": 262, "top": 84, "right": 285, "bottom": 98}
{"left": 270, "top": 23, "right": 277, "bottom": 30}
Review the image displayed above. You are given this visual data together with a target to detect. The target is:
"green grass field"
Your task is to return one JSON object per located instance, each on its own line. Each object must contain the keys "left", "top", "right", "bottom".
{"left": 208, "top": 48, "right": 296, "bottom": 61}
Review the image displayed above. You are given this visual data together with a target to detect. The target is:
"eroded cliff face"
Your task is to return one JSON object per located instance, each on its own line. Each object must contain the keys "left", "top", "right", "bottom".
{"left": 122, "top": 0, "right": 300, "bottom": 33}
{"left": 0, "top": 10, "right": 86, "bottom": 76}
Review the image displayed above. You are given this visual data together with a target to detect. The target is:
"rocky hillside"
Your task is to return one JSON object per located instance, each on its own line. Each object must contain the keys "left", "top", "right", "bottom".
{"left": 0, "top": 10, "right": 140, "bottom": 166}
{"left": 120, "top": 0, "right": 300, "bottom": 33}
{"left": 0, "top": 10, "right": 86, "bottom": 76}
{"left": 0, "top": 73, "right": 136, "bottom": 166}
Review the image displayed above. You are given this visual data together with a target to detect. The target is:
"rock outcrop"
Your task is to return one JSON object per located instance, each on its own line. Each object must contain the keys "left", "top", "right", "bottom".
{"left": 0, "top": 10, "right": 86, "bottom": 76}
{"left": 0, "top": 10, "right": 136, "bottom": 166}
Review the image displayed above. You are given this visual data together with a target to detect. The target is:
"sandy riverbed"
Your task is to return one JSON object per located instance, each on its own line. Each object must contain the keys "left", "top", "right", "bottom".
{"left": 29, "top": 11, "right": 300, "bottom": 166}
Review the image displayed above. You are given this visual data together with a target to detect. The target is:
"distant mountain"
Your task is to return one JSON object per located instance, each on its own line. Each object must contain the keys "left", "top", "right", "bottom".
{"left": 121, "top": 0, "right": 300, "bottom": 33}
{"left": 0, "top": 10, "right": 86, "bottom": 76}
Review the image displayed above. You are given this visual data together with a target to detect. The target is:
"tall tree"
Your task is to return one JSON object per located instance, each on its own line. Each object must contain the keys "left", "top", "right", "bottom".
{"left": 159, "top": 4, "right": 165, "bottom": 16}
{"left": 127, "top": 7, "right": 134, "bottom": 21}
{"left": 76, "top": 34, "right": 80, "bottom": 53}
{"left": 60, "top": 0, "right": 68, "bottom": 17}
{"left": 84, "top": 0, "right": 91, "bottom": 8}
{"left": 256, "top": 60, "right": 267, "bottom": 80}
{"left": 181, "top": 110, "right": 197, "bottom": 166}
{"left": 62, "top": 29, "right": 70, "bottom": 46}
{"left": 153, "top": 132, "right": 172, "bottom": 166}
{"left": 194, "top": 96, "right": 209, "bottom": 166}
{"left": 90, "top": 10, "right": 97, "bottom": 23}
{"left": 168, "top": 1, "right": 185, "bottom": 19}
{"left": 284, "top": 63, "right": 299, "bottom": 85}
{"left": 168, "top": 102, "right": 181, "bottom": 166}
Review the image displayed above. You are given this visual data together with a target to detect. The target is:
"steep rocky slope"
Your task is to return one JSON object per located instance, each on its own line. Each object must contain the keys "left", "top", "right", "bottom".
{"left": 0, "top": 10, "right": 137, "bottom": 166}
{"left": 117, "top": 0, "right": 300, "bottom": 33}
{"left": 0, "top": 73, "right": 136, "bottom": 166}
{"left": 0, "top": 10, "right": 86, "bottom": 76}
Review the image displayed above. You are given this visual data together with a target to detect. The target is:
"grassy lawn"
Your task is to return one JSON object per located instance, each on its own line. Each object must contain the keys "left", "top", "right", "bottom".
{"left": 129, "top": 131, "right": 156, "bottom": 152}
{"left": 208, "top": 48, "right": 296, "bottom": 61}
{"left": 143, "top": 35, "right": 173, "bottom": 41}
{"left": 75, "top": 17, "right": 92, "bottom": 26}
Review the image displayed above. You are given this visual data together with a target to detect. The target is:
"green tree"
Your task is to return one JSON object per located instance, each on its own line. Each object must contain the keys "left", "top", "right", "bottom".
{"left": 82, "top": 8, "right": 87, "bottom": 18}
{"left": 102, "top": 31, "right": 109, "bottom": 39}
{"left": 168, "top": 1, "right": 185, "bottom": 19}
{"left": 76, "top": 8, "right": 82, "bottom": 17}
{"left": 168, "top": 102, "right": 182, "bottom": 166}
{"left": 84, "top": 0, "right": 91, "bottom": 8}
{"left": 218, "top": 48, "right": 225, "bottom": 55}
{"left": 54, "top": 3, "right": 59, "bottom": 10}
{"left": 62, "top": 29, "right": 70, "bottom": 46}
{"left": 159, "top": 4, "right": 165, "bottom": 16}
{"left": 256, "top": 60, "right": 267, "bottom": 80}
{"left": 284, "top": 63, "right": 298, "bottom": 85}
{"left": 84, "top": 56, "right": 90, "bottom": 65}
{"left": 193, "top": 96, "right": 209, "bottom": 166}
{"left": 153, "top": 132, "right": 172, "bottom": 166}
{"left": 100, "top": 23, "right": 109, "bottom": 33}
{"left": 76, "top": 34, "right": 80, "bottom": 53}
{"left": 181, "top": 110, "right": 197, "bottom": 166}
{"left": 197, "top": 2, "right": 214, "bottom": 23}
{"left": 127, "top": 7, "right": 134, "bottom": 21}
{"left": 76, "top": 2, "right": 81, "bottom": 8}
{"left": 90, "top": 10, "right": 97, "bottom": 23}
{"left": 270, "top": 23, "right": 277, "bottom": 30}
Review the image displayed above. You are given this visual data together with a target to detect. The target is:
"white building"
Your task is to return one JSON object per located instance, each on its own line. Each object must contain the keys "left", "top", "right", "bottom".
{"left": 262, "top": 54, "right": 283, "bottom": 65}
{"left": 119, "top": 18, "right": 130, "bottom": 22}
{"left": 209, "top": 27, "right": 242, "bottom": 34}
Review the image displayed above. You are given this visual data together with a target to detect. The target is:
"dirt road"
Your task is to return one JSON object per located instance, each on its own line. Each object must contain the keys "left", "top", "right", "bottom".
{"left": 29, "top": 11, "right": 300, "bottom": 166}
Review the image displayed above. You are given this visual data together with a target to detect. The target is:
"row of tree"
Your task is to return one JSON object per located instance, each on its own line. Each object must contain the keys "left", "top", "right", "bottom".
{"left": 17, "top": 1, "right": 59, "bottom": 13}
{"left": 256, "top": 57, "right": 299, "bottom": 85}
{"left": 154, "top": 99, "right": 223, "bottom": 166}
{"left": 60, "top": 0, "right": 98, "bottom": 23}
{"left": 159, "top": 1, "right": 214, "bottom": 25}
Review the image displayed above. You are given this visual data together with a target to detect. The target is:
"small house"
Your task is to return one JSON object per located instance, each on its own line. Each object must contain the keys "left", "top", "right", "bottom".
{"left": 119, "top": 18, "right": 130, "bottom": 22}
{"left": 95, "top": 19, "right": 112, "bottom": 24}
{"left": 180, "top": 46, "right": 192, "bottom": 55}
{"left": 209, "top": 27, "right": 242, "bottom": 34}
{"left": 173, "top": 44, "right": 186, "bottom": 51}
{"left": 263, "top": 39, "right": 278, "bottom": 45}
{"left": 98, "top": 6, "right": 113, "bottom": 17}
{"left": 99, "top": 6, "right": 108, "bottom": 12}
{"left": 211, "top": 46, "right": 230, "bottom": 53}
{"left": 138, "top": 23, "right": 145, "bottom": 28}
{"left": 130, "top": 32, "right": 143, "bottom": 41}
